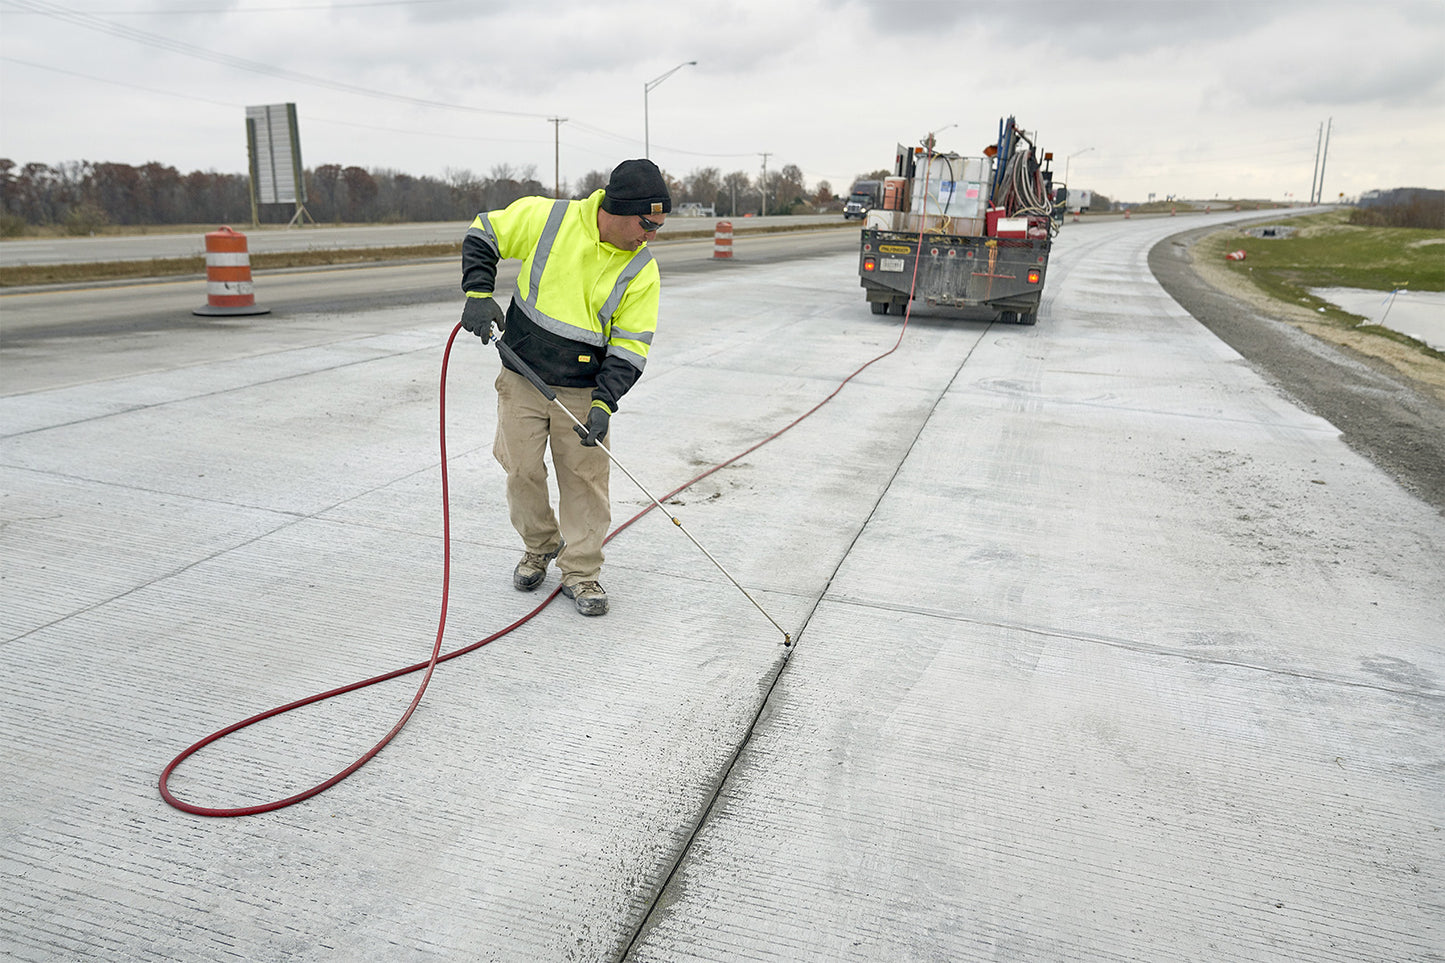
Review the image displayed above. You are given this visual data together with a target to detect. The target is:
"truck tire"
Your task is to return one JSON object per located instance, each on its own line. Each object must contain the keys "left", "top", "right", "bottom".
{"left": 1020, "top": 311, "right": 1038, "bottom": 326}
{"left": 891, "top": 300, "right": 908, "bottom": 316}
{"left": 998, "top": 310, "right": 1019, "bottom": 324}
{"left": 870, "top": 300, "right": 889, "bottom": 315}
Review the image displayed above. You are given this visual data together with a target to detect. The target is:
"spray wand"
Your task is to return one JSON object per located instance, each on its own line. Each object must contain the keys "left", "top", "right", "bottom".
{"left": 489, "top": 324, "right": 793, "bottom": 647}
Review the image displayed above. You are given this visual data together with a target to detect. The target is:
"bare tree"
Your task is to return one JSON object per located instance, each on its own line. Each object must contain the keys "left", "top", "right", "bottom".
{"left": 311, "top": 164, "right": 344, "bottom": 220}
{"left": 774, "top": 163, "right": 806, "bottom": 213}
{"left": 813, "top": 180, "right": 839, "bottom": 211}
{"left": 684, "top": 166, "right": 722, "bottom": 208}
{"left": 721, "top": 169, "right": 752, "bottom": 217}
{"left": 573, "top": 169, "right": 609, "bottom": 198}
{"left": 851, "top": 170, "right": 890, "bottom": 192}
{"left": 342, "top": 166, "right": 378, "bottom": 221}
{"left": 0, "top": 153, "right": 823, "bottom": 228}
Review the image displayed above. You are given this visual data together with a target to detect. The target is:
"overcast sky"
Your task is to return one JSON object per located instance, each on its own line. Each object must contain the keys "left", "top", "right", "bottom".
{"left": 2, "top": 0, "right": 1442, "bottom": 204}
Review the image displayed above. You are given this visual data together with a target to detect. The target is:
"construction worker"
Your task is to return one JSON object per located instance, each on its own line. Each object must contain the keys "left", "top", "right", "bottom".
{"left": 459, "top": 159, "right": 671, "bottom": 617}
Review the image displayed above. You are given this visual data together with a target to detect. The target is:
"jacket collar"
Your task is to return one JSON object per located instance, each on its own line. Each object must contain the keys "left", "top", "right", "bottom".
{"left": 584, "top": 188, "right": 644, "bottom": 255}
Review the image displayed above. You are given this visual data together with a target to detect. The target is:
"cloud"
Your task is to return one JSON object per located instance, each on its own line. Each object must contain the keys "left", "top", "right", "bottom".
{"left": 834, "top": 0, "right": 1313, "bottom": 51}
{"left": 2, "top": 0, "right": 1442, "bottom": 200}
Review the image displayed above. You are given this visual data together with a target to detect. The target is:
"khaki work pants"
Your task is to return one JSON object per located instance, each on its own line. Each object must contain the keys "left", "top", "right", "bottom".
{"left": 493, "top": 367, "right": 611, "bottom": 587}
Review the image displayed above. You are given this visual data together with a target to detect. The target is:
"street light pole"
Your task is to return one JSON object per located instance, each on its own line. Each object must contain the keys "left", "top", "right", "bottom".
{"left": 930, "top": 122, "right": 957, "bottom": 145}
{"left": 1063, "top": 146, "right": 1094, "bottom": 187}
{"left": 644, "top": 60, "right": 697, "bottom": 159}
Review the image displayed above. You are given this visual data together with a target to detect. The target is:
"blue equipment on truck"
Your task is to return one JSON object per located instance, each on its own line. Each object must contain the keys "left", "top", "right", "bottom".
{"left": 858, "top": 116, "right": 1062, "bottom": 324}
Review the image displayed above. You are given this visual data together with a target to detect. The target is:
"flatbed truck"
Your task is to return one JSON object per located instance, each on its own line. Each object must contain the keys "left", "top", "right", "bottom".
{"left": 858, "top": 117, "right": 1060, "bottom": 324}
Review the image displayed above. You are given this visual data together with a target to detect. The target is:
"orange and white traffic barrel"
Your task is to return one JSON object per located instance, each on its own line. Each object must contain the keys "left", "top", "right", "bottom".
{"left": 712, "top": 220, "right": 733, "bottom": 260}
{"left": 193, "top": 225, "right": 269, "bottom": 316}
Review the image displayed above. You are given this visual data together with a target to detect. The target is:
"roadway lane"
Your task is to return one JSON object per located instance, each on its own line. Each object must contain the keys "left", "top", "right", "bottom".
{"left": 1, "top": 213, "right": 1438, "bottom": 961}
{"left": 628, "top": 216, "right": 1445, "bottom": 961}
{"left": 0, "top": 215, "right": 844, "bottom": 266}
{"left": 0, "top": 222, "right": 471, "bottom": 266}
{"left": 0, "top": 229, "right": 859, "bottom": 393}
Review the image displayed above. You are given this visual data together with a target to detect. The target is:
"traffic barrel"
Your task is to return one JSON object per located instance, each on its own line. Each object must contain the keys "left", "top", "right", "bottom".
{"left": 712, "top": 220, "right": 733, "bottom": 260}
{"left": 193, "top": 226, "right": 270, "bottom": 317}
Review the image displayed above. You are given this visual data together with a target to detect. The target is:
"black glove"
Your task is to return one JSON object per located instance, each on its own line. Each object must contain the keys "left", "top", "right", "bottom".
{"left": 460, "top": 294, "right": 504, "bottom": 341}
{"left": 574, "top": 404, "right": 611, "bottom": 447}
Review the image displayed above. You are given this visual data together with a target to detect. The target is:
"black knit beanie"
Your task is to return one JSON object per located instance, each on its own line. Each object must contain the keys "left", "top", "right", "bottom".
{"left": 601, "top": 159, "right": 672, "bottom": 216}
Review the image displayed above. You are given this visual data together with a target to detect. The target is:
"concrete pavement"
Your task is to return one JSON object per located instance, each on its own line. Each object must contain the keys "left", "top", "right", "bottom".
{"left": 2, "top": 212, "right": 1440, "bottom": 961}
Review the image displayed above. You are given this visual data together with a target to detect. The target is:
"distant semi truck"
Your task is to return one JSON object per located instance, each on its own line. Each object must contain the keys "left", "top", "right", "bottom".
{"left": 858, "top": 116, "right": 1060, "bottom": 325}
{"left": 843, "top": 180, "right": 882, "bottom": 219}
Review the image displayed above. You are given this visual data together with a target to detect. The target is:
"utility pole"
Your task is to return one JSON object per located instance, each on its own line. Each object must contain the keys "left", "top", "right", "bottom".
{"left": 548, "top": 117, "right": 568, "bottom": 199}
{"left": 1316, "top": 117, "right": 1333, "bottom": 204}
{"left": 1309, "top": 121, "right": 1323, "bottom": 206}
{"left": 758, "top": 152, "right": 771, "bottom": 217}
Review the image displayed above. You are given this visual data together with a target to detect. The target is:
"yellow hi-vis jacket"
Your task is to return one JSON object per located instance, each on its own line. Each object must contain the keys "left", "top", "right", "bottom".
{"left": 462, "top": 189, "right": 660, "bottom": 413}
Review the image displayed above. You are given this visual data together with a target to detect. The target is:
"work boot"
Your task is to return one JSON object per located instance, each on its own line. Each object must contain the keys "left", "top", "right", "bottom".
{"left": 560, "top": 580, "right": 608, "bottom": 617}
{"left": 513, "top": 539, "right": 563, "bottom": 591}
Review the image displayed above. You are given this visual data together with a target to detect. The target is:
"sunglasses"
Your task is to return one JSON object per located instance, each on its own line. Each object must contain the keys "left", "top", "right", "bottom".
{"left": 637, "top": 214, "right": 664, "bottom": 233}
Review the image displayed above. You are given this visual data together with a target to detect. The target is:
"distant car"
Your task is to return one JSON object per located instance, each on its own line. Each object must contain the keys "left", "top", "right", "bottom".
{"left": 675, "top": 202, "right": 716, "bottom": 217}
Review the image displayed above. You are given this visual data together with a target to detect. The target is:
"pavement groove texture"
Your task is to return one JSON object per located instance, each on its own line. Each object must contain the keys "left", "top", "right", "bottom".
{"left": 2, "top": 213, "right": 1441, "bottom": 962}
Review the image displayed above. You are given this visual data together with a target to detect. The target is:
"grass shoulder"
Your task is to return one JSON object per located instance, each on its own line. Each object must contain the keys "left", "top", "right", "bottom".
{"left": 1192, "top": 209, "right": 1445, "bottom": 400}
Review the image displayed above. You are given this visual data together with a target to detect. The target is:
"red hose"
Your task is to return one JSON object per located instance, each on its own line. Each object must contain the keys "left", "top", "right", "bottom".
{"left": 161, "top": 299, "right": 917, "bottom": 817}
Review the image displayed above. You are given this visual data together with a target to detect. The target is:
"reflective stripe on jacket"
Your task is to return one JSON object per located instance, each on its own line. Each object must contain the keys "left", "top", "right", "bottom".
{"left": 462, "top": 189, "right": 660, "bottom": 411}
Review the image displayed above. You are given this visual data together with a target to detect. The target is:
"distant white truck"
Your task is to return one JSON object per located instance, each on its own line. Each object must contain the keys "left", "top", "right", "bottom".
{"left": 675, "top": 202, "right": 716, "bottom": 217}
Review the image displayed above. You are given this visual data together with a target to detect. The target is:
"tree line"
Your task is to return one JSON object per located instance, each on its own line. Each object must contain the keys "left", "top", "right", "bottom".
{"left": 0, "top": 157, "right": 846, "bottom": 236}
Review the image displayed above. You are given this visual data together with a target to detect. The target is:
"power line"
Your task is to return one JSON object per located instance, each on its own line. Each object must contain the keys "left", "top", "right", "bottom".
{"left": 3, "top": 2, "right": 790, "bottom": 180}
{"left": 567, "top": 120, "right": 756, "bottom": 161}
{"left": 3, "top": 0, "right": 550, "bottom": 120}
{"left": 0, "top": 54, "right": 237, "bottom": 109}
{"left": 2, "top": 0, "right": 458, "bottom": 13}
{"left": 0, "top": 55, "right": 541, "bottom": 149}
{"left": 3, "top": 0, "right": 760, "bottom": 167}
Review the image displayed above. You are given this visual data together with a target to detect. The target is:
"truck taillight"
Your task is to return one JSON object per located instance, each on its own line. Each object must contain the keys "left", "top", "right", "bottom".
{"left": 1027, "top": 269, "right": 1041, "bottom": 284}
{"left": 863, "top": 257, "right": 876, "bottom": 272}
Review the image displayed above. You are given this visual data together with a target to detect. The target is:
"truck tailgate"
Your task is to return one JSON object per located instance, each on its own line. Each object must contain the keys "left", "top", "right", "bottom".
{"left": 860, "top": 230, "right": 1050, "bottom": 310}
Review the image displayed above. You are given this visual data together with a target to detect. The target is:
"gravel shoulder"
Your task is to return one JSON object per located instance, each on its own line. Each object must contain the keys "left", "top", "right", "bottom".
{"left": 1150, "top": 224, "right": 1445, "bottom": 514}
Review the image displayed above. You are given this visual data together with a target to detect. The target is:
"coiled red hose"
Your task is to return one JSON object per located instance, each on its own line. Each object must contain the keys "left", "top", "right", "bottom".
{"left": 161, "top": 291, "right": 919, "bottom": 816}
